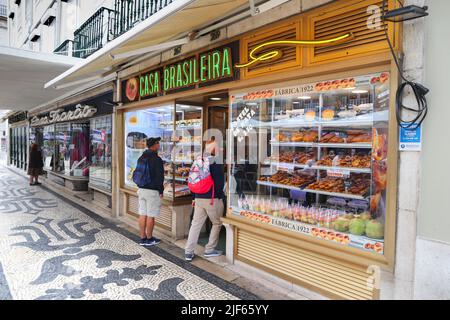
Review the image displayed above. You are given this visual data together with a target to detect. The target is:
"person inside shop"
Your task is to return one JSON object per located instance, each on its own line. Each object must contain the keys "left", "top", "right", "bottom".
{"left": 134, "top": 137, "right": 164, "bottom": 247}
{"left": 28, "top": 143, "right": 44, "bottom": 186}
{"left": 185, "top": 139, "right": 225, "bottom": 261}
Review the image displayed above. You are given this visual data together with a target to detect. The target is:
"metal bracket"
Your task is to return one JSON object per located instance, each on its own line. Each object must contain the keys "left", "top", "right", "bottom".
{"left": 249, "top": 0, "right": 260, "bottom": 16}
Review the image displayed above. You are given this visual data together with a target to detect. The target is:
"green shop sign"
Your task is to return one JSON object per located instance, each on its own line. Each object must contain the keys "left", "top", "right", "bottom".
{"left": 123, "top": 41, "right": 239, "bottom": 103}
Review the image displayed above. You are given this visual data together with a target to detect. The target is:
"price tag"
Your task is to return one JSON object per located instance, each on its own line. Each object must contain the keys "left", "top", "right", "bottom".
{"left": 344, "top": 180, "right": 352, "bottom": 192}
{"left": 327, "top": 169, "right": 350, "bottom": 178}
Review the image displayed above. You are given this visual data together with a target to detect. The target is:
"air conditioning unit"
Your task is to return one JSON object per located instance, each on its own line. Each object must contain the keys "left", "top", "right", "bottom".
{"left": 41, "top": 7, "right": 57, "bottom": 26}
{"left": 30, "top": 27, "right": 41, "bottom": 42}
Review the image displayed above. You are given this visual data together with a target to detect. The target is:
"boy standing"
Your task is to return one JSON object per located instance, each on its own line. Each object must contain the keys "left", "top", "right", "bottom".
{"left": 137, "top": 137, "right": 164, "bottom": 246}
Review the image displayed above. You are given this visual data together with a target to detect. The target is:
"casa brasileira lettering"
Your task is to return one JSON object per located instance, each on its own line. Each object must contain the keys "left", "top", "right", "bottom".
{"left": 123, "top": 42, "right": 239, "bottom": 102}
{"left": 30, "top": 104, "right": 97, "bottom": 127}
{"left": 162, "top": 48, "right": 232, "bottom": 92}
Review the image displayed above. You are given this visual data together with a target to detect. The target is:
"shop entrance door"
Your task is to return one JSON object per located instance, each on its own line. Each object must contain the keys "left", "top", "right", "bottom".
{"left": 177, "top": 92, "right": 229, "bottom": 254}
{"left": 197, "top": 94, "right": 229, "bottom": 253}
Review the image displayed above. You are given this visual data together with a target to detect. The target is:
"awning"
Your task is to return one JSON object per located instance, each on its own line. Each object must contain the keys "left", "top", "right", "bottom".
{"left": 45, "top": 0, "right": 249, "bottom": 89}
{"left": 0, "top": 46, "right": 81, "bottom": 111}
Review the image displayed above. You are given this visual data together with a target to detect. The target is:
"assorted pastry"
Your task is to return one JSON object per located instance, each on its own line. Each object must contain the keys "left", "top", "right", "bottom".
{"left": 176, "top": 167, "right": 191, "bottom": 176}
{"left": 266, "top": 151, "right": 316, "bottom": 164}
{"left": 315, "top": 155, "right": 369, "bottom": 170}
{"left": 320, "top": 130, "right": 372, "bottom": 144}
{"left": 259, "top": 171, "right": 316, "bottom": 188}
{"left": 314, "top": 78, "right": 356, "bottom": 91}
{"left": 275, "top": 130, "right": 319, "bottom": 143}
{"left": 160, "top": 119, "right": 202, "bottom": 128}
{"left": 306, "top": 174, "right": 370, "bottom": 196}
{"left": 320, "top": 132, "right": 345, "bottom": 143}
{"left": 164, "top": 183, "right": 191, "bottom": 198}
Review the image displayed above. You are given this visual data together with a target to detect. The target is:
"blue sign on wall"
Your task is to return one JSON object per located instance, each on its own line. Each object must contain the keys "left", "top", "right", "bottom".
{"left": 399, "top": 124, "right": 422, "bottom": 151}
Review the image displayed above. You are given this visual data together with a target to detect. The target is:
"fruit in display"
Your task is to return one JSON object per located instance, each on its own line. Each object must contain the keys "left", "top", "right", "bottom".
{"left": 365, "top": 220, "right": 385, "bottom": 239}
{"left": 360, "top": 212, "right": 372, "bottom": 222}
{"left": 334, "top": 217, "right": 350, "bottom": 232}
{"left": 349, "top": 218, "right": 366, "bottom": 236}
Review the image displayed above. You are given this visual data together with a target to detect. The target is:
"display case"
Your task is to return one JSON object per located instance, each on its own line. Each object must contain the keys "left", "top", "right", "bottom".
{"left": 90, "top": 116, "right": 113, "bottom": 191}
{"left": 229, "top": 72, "right": 390, "bottom": 255}
{"left": 163, "top": 104, "right": 203, "bottom": 200}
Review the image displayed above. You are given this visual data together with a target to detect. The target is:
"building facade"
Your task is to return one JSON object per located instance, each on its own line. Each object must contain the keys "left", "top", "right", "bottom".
{"left": 6, "top": 0, "right": 114, "bottom": 55}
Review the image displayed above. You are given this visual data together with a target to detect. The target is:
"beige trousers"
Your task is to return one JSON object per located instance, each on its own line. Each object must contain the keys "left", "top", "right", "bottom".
{"left": 185, "top": 198, "right": 224, "bottom": 254}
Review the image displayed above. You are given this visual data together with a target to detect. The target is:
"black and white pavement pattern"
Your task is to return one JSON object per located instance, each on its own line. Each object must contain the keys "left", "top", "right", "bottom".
{"left": 0, "top": 166, "right": 258, "bottom": 300}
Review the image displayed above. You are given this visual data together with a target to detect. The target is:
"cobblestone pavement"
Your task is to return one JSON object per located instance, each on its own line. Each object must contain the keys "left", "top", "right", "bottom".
{"left": 0, "top": 165, "right": 258, "bottom": 300}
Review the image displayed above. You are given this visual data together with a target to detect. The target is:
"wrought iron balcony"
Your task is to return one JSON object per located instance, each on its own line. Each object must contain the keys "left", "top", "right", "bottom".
{"left": 73, "top": 7, "right": 115, "bottom": 59}
{"left": 54, "top": 39, "right": 74, "bottom": 56}
{"left": 113, "top": 0, "right": 175, "bottom": 38}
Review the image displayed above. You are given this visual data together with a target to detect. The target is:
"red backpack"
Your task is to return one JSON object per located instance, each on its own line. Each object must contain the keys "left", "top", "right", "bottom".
{"left": 188, "top": 156, "right": 214, "bottom": 204}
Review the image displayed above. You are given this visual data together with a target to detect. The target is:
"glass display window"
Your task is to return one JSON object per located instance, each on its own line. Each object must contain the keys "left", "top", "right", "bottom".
{"left": 90, "top": 116, "right": 113, "bottom": 191}
{"left": 43, "top": 125, "right": 55, "bottom": 170}
{"left": 229, "top": 72, "right": 391, "bottom": 255}
{"left": 30, "top": 127, "right": 44, "bottom": 146}
{"left": 55, "top": 123, "right": 71, "bottom": 174}
{"left": 124, "top": 105, "right": 174, "bottom": 188}
{"left": 70, "top": 123, "right": 90, "bottom": 177}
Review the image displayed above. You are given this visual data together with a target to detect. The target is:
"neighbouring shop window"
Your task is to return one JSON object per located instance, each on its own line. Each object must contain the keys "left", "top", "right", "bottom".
{"left": 124, "top": 105, "right": 174, "bottom": 188}
{"left": 55, "top": 123, "right": 72, "bottom": 174}
{"left": 90, "top": 115, "right": 113, "bottom": 191}
{"left": 43, "top": 125, "right": 55, "bottom": 170}
{"left": 70, "top": 123, "right": 90, "bottom": 177}
{"left": 30, "top": 127, "right": 44, "bottom": 146}
{"left": 9, "top": 126, "right": 28, "bottom": 169}
{"left": 230, "top": 72, "right": 390, "bottom": 255}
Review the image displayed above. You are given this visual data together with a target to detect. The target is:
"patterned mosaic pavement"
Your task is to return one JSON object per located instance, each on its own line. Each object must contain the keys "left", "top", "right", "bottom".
{"left": 0, "top": 165, "right": 258, "bottom": 300}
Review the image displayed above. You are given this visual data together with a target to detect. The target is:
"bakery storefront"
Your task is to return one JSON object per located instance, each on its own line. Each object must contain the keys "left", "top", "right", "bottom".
{"left": 30, "top": 91, "right": 114, "bottom": 210}
{"left": 117, "top": 0, "right": 401, "bottom": 300}
{"left": 118, "top": 42, "right": 238, "bottom": 238}
{"left": 8, "top": 111, "right": 29, "bottom": 171}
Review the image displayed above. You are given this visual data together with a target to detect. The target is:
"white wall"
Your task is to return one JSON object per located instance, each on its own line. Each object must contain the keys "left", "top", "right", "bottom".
{"left": 0, "top": 17, "right": 7, "bottom": 45}
{"left": 420, "top": 0, "right": 450, "bottom": 243}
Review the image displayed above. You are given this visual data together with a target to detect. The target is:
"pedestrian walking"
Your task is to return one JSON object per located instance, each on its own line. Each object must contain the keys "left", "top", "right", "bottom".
{"left": 28, "top": 143, "right": 44, "bottom": 186}
{"left": 185, "top": 142, "right": 225, "bottom": 261}
{"left": 132, "top": 137, "right": 164, "bottom": 246}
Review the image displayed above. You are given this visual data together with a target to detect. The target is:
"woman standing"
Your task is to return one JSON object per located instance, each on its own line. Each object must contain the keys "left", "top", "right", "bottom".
{"left": 28, "top": 143, "right": 44, "bottom": 186}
